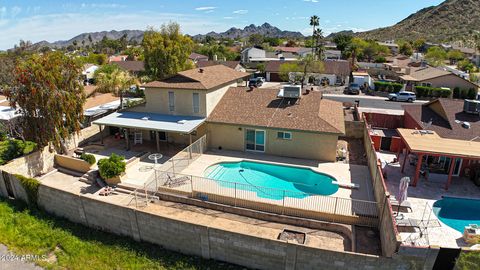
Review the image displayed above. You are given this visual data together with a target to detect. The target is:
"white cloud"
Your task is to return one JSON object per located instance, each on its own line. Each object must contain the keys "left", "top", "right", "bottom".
{"left": 11, "top": 6, "right": 21, "bottom": 18}
{"left": 0, "top": 6, "right": 7, "bottom": 19}
{"left": 195, "top": 6, "right": 216, "bottom": 11}
{"left": 233, "top": 10, "right": 248, "bottom": 15}
{"left": 303, "top": 0, "right": 319, "bottom": 3}
{"left": 223, "top": 16, "right": 234, "bottom": 19}
{"left": 0, "top": 11, "right": 226, "bottom": 50}
{"left": 80, "top": 3, "right": 127, "bottom": 9}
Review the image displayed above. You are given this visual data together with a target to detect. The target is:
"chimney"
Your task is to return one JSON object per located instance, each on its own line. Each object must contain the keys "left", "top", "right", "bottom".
{"left": 405, "top": 67, "right": 411, "bottom": 75}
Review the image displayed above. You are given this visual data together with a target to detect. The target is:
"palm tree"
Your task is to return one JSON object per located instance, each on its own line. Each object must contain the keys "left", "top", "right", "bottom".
{"left": 310, "top": 15, "right": 320, "bottom": 55}
{"left": 95, "top": 68, "right": 136, "bottom": 109}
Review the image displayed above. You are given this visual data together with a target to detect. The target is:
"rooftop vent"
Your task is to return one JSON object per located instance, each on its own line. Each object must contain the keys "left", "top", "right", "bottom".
{"left": 278, "top": 85, "right": 301, "bottom": 99}
{"left": 463, "top": 99, "right": 480, "bottom": 114}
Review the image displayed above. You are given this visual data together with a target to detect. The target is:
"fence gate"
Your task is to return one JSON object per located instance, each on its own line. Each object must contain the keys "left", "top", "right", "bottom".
{"left": 432, "top": 247, "right": 461, "bottom": 270}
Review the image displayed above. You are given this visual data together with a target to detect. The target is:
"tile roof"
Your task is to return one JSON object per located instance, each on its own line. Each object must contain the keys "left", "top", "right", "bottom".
{"left": 196, "top": 61, "right": 242, "bottom": 70}
{"left": 144, "top": 65, "right": 250, "bottom": 90}
{"left": 189, "top": 52, "right": 209, "bottom": 61}
{"left": 111, "top": 61, "right": 145, "bottom": 72}
{"left": 265, "top": 60, "right": 351, "bottom": 76}
{"left": 273, "top": 46, "right": 306, "bottom": 53}
{"left": 403, "top": 98, "right": 480, "bottom": 141}
{"left": 408, "top": 66, "right": 451, "bottom": 81}
{"left": 207, "top": 87, "right": 345, "bottom": 134}
{"left": 84, "top": 93, "right": 119, "bottom": 110}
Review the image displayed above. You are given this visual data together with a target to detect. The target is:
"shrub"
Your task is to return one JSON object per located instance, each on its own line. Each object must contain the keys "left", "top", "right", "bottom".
{"left": 414, "top": 86, "right": 452, "bottom": 98}
{"left": 14, "top": 174, "right": 40, "bottom": 207}
{"left": 97, "top": 153, "right": 126, "bottom": 180}
{"left": 374, "top": 81, "right": 403, "bottom": 92}
{"left": 0, "top": 139, "right": 37, "bottom": 165}
{"left": 452, "top": 87, "right": 477, "bottom": 100}
{"left": 467, "top": 88, "right": 477, "bottom": 100}
{"left": 80, "top": 153, "right": 96, "bottom": 165}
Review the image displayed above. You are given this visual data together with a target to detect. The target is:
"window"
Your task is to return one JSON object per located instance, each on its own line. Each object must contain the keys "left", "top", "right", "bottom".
{"left": 277, "top": 131, "right": 292, "bottom": 140}
{"left": 421, "top": 82, "right": 432, "bottom": 87}
{"left": 245, "top": 129, "right": 265, "bottom": 152}
{"left": 192, "top": 93, "right": 200, "bottom": 113}
{"left": 168, "top": 91, "right": 175, "bottom": 112}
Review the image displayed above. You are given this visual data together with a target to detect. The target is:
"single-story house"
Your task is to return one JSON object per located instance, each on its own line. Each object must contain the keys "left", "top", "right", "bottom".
{"left": 111, "top": 61, "right": 145, "bottom": 76}
{"left": 377, "top": 41, "right": 399, "bottom": 55}
{"left": 108, "top": 55, "right": 128, "bottom": 62}
{"left": 207, "top": 87, "right": 345, "bottom": 161}
{"left": 196, "top": 61, "right": 246, "bottom": 72}
{"left": 189, "top": 52, "right": 209, "bottom": 62}
{"left": 324, "top": 50, "right": 342, "bottom": 60}
{"left": 402, "top": 98, "right": 480, "bottom": 180}
{"left": 241, "top": 47, "right": 297, "bottom": 63}
{"left": 264, "top": 60, "right": 351, "bottom": 85}
{"left": 400, "top": 66, "right": 480, "bottom": 92}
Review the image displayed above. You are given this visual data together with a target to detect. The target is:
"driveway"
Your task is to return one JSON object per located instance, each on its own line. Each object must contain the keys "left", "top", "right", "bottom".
{"left": 323, "top": 94, "right": 427, "bottom": 111}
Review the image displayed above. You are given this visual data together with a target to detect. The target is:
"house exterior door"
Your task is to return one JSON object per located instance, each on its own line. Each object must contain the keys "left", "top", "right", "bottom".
{"left": 245, "top": 129, "right": 265, "bottom": 152}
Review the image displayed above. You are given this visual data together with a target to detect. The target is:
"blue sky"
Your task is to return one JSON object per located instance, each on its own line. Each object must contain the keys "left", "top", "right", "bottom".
{"left": 0, "top": 0, "right": 444, "bottom": 50}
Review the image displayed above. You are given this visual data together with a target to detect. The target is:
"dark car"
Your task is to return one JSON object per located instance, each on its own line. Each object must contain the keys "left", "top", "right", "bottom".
{"left": 248, "top": 78, "right": 264, "bottom": 88}
{"left": 344, "top": 83, "right": 360, "bottom": 95}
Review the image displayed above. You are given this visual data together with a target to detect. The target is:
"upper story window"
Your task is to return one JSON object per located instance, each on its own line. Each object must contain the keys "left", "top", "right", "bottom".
{"left": 193, "top": 93, "right": 200, "bottom": 113}
{"left": 168, "top": 91, "right": 175, "bottom": 112}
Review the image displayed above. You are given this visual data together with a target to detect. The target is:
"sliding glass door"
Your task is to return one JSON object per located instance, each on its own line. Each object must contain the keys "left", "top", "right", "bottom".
{"left": 245, "top": 129, "right": 265, "bottom": 152}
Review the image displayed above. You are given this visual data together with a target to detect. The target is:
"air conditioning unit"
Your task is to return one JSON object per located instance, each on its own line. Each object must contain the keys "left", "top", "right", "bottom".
{"left": 279, "top": 85, "right": 302, "bottom": 99}
{"left": 463, "top": 100, "right": 480, "bottom": 114}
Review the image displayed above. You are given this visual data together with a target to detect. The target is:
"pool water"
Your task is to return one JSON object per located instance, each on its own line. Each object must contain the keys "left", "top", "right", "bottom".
{"left": 432, "top": 197, "right": 480, "bottom": 233}
{"left": 204, "top": 161, "right": 339, "bottom": 200}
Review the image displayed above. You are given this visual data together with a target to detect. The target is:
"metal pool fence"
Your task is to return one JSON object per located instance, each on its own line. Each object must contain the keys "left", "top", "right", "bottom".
{"left": 138, "top": 170, "right": 379, "bottom": 227}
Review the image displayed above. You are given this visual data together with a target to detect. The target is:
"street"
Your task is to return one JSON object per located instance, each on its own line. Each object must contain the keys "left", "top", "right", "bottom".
{"left": 322, "top": 94, "right": 427, "bottom": 111}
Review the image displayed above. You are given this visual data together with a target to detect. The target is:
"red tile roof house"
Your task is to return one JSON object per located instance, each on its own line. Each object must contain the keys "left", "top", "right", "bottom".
{"left": 265, "top": 60, "right": 351, "bottom": 86}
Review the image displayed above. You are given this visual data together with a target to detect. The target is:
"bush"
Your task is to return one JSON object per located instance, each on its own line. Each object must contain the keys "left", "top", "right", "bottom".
{"left": 97, "top": 153, "right": 126, "bottom": 180}
{"left": 0, "top": 139, "right": 37, "bottom": 165}
{"left": 415, "top": 86, "right": 452, "bottom": 98}
{"left": 14, "top": 174, "right": 40, "bottom": 207}
{"left": 80, "top": 153, "right": 96, "bottom": 165}
{"left": 453, "top": 87, "right": 477, "bottom": 100}
{"left": 374, "top": 81, "right": 403, "bottom": 93}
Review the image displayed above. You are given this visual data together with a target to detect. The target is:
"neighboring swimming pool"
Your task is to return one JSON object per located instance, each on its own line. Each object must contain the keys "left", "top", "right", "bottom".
{"left": 204, "top": 161, "right": 339, "bottom": 200}
{"left": 432, "top": 196, "right": 480, "bottom": 233}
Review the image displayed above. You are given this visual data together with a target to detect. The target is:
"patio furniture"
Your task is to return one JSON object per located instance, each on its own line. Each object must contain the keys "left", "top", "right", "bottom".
{"left": 390, "top": 199, "right": 413, "bottom": 213}
{"left": 99, "top": 187, "right": 113, "bottom": 196}
{"left": 396, "top": 218, "right": 421, "bottom": 230}
{"left": 134, "top": 132, "right": 143, "bottom": 145}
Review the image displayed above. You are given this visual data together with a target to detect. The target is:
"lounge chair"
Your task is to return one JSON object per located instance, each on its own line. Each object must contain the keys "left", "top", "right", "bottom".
{"left": 390, "top": 199, "right": 413, "bottom": 213}
{"left": 396, "top": 218, "right": 421, "bottom": 229}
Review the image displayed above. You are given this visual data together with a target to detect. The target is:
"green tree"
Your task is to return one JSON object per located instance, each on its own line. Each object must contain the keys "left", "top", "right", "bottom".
{"left": 142, "top": 23, "right": 194, "bottom": 80}
{"left": 457, "top": 59, "right": 476, "bottom": 73}
{"left": 399, "top": 42, "right": 413, "bottom": 56}
{"left": 248, "top": 34, "right": 264, "bottom": 47}
{"left": 279, "top": 62, "right": 302, "bottom": 82}
{"left": 309, "top": 15, "right": 320, "bottom": 55}
{"left": 333, "top": 34, "right": 353, "bottom": 53}
{"left": 7, "top": 52, "right": 86, "bottom": 150}
{"left": 413, "top": 38, "right": 426, "bottom": 52}
{"left": 425, "top": 46, "right": 447, "bottom": 66}
{"left": 447, "top": 50, "right": 465, "bottom": 64}
{"left": 94, "top": 64, "right": 136, "bottom": 108}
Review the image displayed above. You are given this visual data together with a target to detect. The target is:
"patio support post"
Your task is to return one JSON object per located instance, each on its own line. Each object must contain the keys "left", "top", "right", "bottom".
{"left": 445, "top": 156, "right": 456, "bottom": 190}
{"left": 125, "top": 128, "right": 130, "bottom": 151}
{"left": 155, "top": 131, "right": 160, "bottom": 152}
{"left": 401, "top": 149, "right": 409, "bottom": 173}
{"left": 189, "top": 133, "right": 193, "bottom": 159}
{"left": 99, "top": 125, "right": 104, "bottom": 144}
{"left": 413, "top": 153, "right": 424, "bottom": 186}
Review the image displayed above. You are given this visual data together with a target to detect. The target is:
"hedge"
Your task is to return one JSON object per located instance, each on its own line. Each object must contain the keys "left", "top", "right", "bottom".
{"left": 374, "top": 81, "right": 403, "bottom": 93}
{"left": 453, "top": 87, "right": 477, "bottom": 100}
{"left": 80, "top": 153, "right": 96, "bottom": 165}
{"left": 415, "top": 86, "right": 452, "bottom": 98}
{"left": 14, "top": 174, "right": 40, "bottom": 207}
{"left": 0, "top": 139, "right": 37, "bottom": 165}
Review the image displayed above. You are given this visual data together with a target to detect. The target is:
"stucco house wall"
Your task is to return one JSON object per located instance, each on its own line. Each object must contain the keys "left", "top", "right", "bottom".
{"left": 207, "top": 123, "right": 339, "bottom": 162}
{"left": 419, "top": 74, "right": 479, "bottom": 91}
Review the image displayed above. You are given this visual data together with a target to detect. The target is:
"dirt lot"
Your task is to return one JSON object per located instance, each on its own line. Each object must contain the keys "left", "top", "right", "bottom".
{"left": 337, "top": 137, "right": 367, "bottom": 166}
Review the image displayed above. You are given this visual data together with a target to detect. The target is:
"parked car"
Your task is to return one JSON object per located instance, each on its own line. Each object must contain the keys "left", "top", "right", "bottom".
{"left": 388, "top": 91, "right": 416, "bottom": 102}
{"left": 344, "top": 83, "right": 360, "bottom": 95}
{"left": 248, "top": 78, "right": 264, "bottom": 88}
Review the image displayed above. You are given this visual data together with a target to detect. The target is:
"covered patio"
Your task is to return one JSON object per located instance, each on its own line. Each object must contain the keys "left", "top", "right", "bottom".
{"left": 92, "top": 111, "right": 206, "bottom": 153}
{"left": 397, "top": 128, "right": 480, "bottom": 190}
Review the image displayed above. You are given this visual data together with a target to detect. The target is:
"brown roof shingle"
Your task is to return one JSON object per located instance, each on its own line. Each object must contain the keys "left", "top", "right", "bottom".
{"left": 207, "top": 87, "right": 345, "bottom": 134}
{"left": 144, "top": 65, "right": 250, "bottom": 90}
{"left": 84, "top": 93, "right": 119, "bottom": 110}
{"left": 196, "top": 61, "right": 242, "bottom": 70}
{"left": 403, "top": 98, "right": 480, "bottom": 141}
{"left": 112, "top": 61, "right": 145, "bottom": 72}
{"left": 265, "top": 60, "right": 351, "bottom": 76}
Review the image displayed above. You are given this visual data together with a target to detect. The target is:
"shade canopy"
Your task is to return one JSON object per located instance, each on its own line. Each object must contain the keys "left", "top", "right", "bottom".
{"left": 92, "top": 111, "right": 205, "bottom": 134}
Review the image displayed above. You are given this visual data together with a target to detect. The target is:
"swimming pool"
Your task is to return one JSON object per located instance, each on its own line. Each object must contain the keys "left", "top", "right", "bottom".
{"left": 432, "top": 196, "right": 480, "bottom": 233}
{"left": 204, "top": 161, "right": 339, "bottom": 200}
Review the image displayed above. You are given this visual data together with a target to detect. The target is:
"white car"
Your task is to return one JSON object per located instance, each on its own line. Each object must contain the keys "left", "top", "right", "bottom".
{"left": 388, "top": 92, "right": 416, "bottom": 102}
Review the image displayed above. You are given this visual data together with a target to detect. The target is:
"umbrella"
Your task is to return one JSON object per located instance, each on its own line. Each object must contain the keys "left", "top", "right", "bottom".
{"left": 396, "top": 176, "right": 410, "bottom": 218}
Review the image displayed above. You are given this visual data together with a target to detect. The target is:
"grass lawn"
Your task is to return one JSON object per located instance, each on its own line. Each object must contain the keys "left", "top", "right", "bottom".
{"left": 0, "top": 198, "right": 243, "bottom": 270}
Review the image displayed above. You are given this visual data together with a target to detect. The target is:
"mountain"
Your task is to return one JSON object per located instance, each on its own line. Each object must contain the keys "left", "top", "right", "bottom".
{"left": 192, "top": 23, "right": 304, "bottom": 40}
{"left": 33, "top": 30, "right": 144, "bottom": 48}
{"left": 355, "top": 0, "right": 480, "bottom": 42}
{"left": 326, "top": 30, "right": 355, "bottom": 40}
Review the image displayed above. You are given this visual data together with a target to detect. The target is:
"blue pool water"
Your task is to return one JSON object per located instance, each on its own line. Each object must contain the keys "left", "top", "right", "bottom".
{"left": 432, "top": 197, "right": 480, "bottom": 233}
{"left": 204, "top": 161, "right": 339, "bottom": 200}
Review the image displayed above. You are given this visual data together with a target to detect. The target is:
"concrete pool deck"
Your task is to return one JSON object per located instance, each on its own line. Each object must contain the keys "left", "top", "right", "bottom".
{"left": 180, "top": 150, "right": 375, "bottom": 203}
